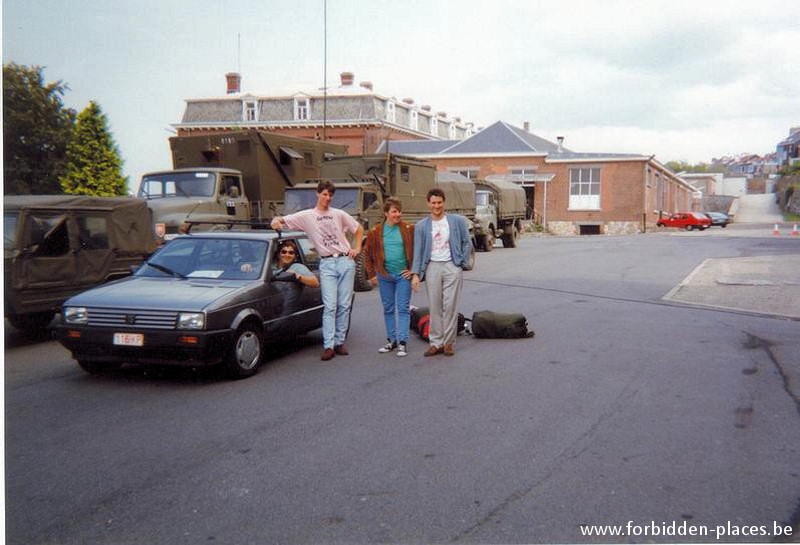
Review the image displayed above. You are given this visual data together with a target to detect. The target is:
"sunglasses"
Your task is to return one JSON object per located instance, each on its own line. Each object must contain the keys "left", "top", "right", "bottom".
{"left": 280, "top": 249, "right": 295, "bottom": 255}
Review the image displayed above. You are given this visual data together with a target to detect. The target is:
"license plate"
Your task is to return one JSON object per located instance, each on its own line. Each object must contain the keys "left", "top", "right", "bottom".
{"left": 113, "top": 333, "right": 144, "bottom": 347}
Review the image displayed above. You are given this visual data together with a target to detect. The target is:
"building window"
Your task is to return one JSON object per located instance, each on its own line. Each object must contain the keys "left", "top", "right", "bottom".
{"left": 569, "top": 167, "right": 601, "bottom": 210}
{"left": 386, "top": 100, "right": 396, "bottom": 123}
{"left": 244, "top": 101, "right": 257, "bottom": 122}
{"left": 410, "top": 110, "right": 418, "bottom": 130}
{"left": 450, "top": 168, "right": 478, "bottom": 181}
{"left": 294, "top": 97, "right": 309, "bottom": 120}
{"left": 448, "top": 123, "right": 456, "bottom": 139}
{"left": 509, "top": 168, "right": 537, "bottom": 184}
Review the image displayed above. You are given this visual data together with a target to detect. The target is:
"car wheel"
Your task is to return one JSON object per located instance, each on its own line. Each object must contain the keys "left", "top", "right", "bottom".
{"left": 685, "top": 225, "right": 694, "bottom": 231}
{"left": 223, "top": 322, "right": 263, "bottom": 379}
{"left": 9, "top": 311, "right": 55, "bottom": 332}
{"left": 722, "top": 224, "right": 727, "bottom": 228}
{"left": 479, "top": 233, "right": 494, "bottom": 252}
{"left": 77, "top": 359, "right": 123, "bottom": 375}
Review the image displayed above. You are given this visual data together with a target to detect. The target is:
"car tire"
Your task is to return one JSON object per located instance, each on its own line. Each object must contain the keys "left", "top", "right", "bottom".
{"left": 501, "top": 228, "right": 518, "bottom": 248}
{"left": 9, "top": 311, "right": 54, "bottom": 332}
{"left": 479, "top": 233, "right": 494, "bottom": 252}
{"left": 354, "top": 252, "right": 372, "bottom": 292}
{"left": 685, "top": 225, "right": 694, "bottom": 231}
{"left": 223, "top": 322, "right": 263, "bottom": 379}
{"left": 77, "top": 359, "right": 123, "bottom": 375}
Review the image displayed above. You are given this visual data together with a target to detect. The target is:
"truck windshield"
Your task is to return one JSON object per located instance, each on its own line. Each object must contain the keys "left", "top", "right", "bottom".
{"left": 476, "top": 192, "right": 490, "bottom": 206}
{"left": 4, "top": 212, "right": 19, "bottom": 251}
{"left": 139, "top": 172, "right": 217, "bottom": 199}
{"left": 283, "top": 188, "right": 359, "bottom": 212}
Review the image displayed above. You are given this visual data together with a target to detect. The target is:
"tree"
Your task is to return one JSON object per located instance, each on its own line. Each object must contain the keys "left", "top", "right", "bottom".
{"left": 3, "top": 63, "right": 76, "bottom": 194}
{"left": 665, "top": 160, "right": 708, "bottom": 174}
{"left": 59, "top": 101, "right": 128, "bottom": 196}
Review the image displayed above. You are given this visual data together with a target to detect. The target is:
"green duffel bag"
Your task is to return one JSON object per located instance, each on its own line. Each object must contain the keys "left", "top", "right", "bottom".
{"left": 470, "top": 310, "right": 535, "bottom": 339}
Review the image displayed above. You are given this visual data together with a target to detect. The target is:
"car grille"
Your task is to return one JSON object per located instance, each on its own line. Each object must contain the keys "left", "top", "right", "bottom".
{"left": 87, "top": 308, "right": 179, "bottom": 329}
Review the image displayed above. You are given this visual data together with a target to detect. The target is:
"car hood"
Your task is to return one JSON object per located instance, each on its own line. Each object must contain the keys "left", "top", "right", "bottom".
{"left": 64, "top": 276, "right": 249, "bottom": 311}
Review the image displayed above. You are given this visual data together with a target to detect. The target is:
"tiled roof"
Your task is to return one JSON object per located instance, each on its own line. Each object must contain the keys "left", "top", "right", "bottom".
{"left": 378, "top": 140, "right": 459, "bottom": 155}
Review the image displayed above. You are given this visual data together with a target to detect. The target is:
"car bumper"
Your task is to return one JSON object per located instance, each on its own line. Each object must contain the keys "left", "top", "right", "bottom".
{"left": 57, "top": 325, "right": 233, "bottom": 367}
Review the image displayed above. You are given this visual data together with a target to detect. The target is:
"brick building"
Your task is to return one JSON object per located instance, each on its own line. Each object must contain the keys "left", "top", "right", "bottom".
{"left": 381, "top": 121, "right": 694, "bottom": 235}
{"left": 172, "top": 71, "right": 475, "bottom": 156}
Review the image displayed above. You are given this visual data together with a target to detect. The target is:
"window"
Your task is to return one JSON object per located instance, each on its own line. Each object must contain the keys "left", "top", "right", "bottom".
{"left": 448, "top": 123, "right": 456, "bottom": 139}
{"left": 296, "top": 237, "right": 320, "bottom": 271}
{"left": 400, "top": 165, "right": 410, "bottom": 182}
{"left": 569, "top": 167, "right": 601, "bottom": 210}
{"left": 78, "top": 216, "right": 110, "bottom": 250}
{"left": 450, "top": 169, "right": 478, "bottom": 181}
{"left": 244, "top": 101, "right": 257, "bottom": 122}
{"left": 430, "top": 117, "right": 438, "bottom": 136}
{"left": 362, "top": 191, "right": 378, "bottom": 210}
{"left": 29, "top": 215, "right": 69, "bottom": 257}
{"left": 294, "top": 97, "right": 309, "bottom": 120}
{"left": 410, "top": 110, "right": 419, "bottom": 130}
{"left": 386, "top": 100, "right": 396, "bottom": 123}
{"left": 509, "top": 168, "right": 537, "bottom": 185}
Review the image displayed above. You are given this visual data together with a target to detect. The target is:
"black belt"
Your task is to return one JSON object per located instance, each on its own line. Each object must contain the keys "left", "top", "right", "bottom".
{"left": 321, "top": 253, "right": 346, "bottom": 258}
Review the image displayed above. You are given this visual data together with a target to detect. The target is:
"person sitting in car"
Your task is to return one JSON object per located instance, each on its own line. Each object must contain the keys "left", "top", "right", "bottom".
{"left": 272, "top": 240, "right": 319, "bottom": 287}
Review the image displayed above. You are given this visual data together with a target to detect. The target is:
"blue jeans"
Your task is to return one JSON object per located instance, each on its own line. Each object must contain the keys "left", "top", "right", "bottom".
{"left": 320, "top": 257, "right": 355, "bottom": 349}
{"left": 377, "top": 272, "right": 411, "bottom": 344}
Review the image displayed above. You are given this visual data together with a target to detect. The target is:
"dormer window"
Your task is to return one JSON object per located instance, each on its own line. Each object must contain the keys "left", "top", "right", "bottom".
{"left": 244, "top": 100, "right": 257, "bottom": 122}
{"left": 294, "top": 97, "right": 309, "bottom": 120}
{"left": 386, "top": 100, "right": 396, "bottom": 123}
{"left": 448, "top": 123, "right": 456, "bottom": 139}
{"left": 410, "top": 110, "right": 419, "bottom": 130}
{"left": 430, "top": 117, "right": 438, "bottom": 136}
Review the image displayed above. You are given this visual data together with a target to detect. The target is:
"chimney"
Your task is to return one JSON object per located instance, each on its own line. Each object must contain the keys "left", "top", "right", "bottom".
{"left": 454, "top": 117, "right": 461, "bottom": 123}
{"left": 523, "top": 121, "right": 530, "bottom": 132}
{"left": 402, "top": 97, "right": 415, "bottom": 105}
{"left": 556, "top": 136, "right": 564, "bottom": 152}
{"left": 421, "top": 105, "right": 431, "bottom": 111}
{"left": 340, "top": 71, "right": 354, "bottom": 86}
{"left": 437, "top": 111, "right": 447, "bottom": 118}
{"left": 226, "top": 72, "right": 241, "bottom": 94}
{"left": 359, "top": 81, "right": 373, "bottom": 91}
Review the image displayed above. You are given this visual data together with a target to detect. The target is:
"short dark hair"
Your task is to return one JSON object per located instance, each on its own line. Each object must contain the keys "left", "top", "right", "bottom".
{"left": 383, "top": 197, "right": 402, "bottom": 214}
{"left": 317, "top": 180, "right": 336, "bottom": 194}
{"left": 427, "top": 188, "right": 446, "bottom": 202}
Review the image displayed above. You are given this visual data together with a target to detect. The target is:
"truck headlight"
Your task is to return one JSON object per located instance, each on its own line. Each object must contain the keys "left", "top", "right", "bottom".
{"left": 177, "top": 312, "right": 205, "bottom": 330}
{"left": 64, "top": 307, "right": 89, "bottom": 324}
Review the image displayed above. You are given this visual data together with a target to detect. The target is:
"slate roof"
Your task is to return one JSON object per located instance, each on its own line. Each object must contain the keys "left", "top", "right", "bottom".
{"left": 376, "top": 139, "right": 459, "bottom": 155}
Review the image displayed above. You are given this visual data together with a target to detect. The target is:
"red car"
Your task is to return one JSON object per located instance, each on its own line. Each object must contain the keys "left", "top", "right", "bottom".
{"left": 656, "top": 212, "right": 712, "bottom": 231}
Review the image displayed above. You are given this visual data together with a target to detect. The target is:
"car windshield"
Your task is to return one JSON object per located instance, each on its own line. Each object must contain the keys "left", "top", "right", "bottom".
{"left": 138, "top": 172, "right": 217, "bottom": 198}
{"left": 283, "top": 188, "right": 359, "bottom": 212}
{"left": 4, "top": 212, "right": 19, "bottom": 251}
{"left": 138, "top": 237, "right": 268, "bottom": 280}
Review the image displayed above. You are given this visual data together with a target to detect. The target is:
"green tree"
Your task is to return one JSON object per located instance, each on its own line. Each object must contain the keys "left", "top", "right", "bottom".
{"left": 60, "top": 101, "right": 128, "bottom": 196}
{"left": 3, "top": 63, "right": 76, "bottom": 194}
{"left": 665, "top": 160, "right": 708, "bottom": 173}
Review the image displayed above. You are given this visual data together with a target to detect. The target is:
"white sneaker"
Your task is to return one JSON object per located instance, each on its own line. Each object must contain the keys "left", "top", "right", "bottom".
{"left": 378, "top": 340, "right": 397, "bottom": 353}
{"left": 396, "top": 342, "right": 408, "bottom": 357}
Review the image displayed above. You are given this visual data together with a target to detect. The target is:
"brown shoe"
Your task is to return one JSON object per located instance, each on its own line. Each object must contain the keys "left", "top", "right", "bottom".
{"left": 321, "top": 348, "right": 335, "bottom": 361}
{"left": 443, "top": 344, "right": 455, "bottom": 356}
{"left": 424, "top": 345, "right": 443, "bottom": 357}
{"left": 334, "top": 344, "right": 349, "bottom": 356}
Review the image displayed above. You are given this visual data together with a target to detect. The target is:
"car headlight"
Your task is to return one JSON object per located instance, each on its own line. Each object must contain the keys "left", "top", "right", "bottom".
{"left": 177, "top": 312, "right": 205, "bottom": 330}
{"left": 64, "top": 307, "right": 89, "bottom": 324}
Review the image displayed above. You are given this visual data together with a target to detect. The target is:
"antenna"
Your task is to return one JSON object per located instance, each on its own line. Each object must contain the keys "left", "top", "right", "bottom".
{"left": 237, "top": 33, "right": 241, "bottom": 74}
{"left": 323, "top": 0, "right": 328, "bottom": 141}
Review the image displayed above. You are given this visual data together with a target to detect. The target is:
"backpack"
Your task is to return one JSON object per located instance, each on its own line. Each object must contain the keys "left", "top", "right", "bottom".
{"left": 469, "top": 310, "right": 535, "bottom": 339}
{"left": 410, "top": 306, "right": 466, "bottom": 341}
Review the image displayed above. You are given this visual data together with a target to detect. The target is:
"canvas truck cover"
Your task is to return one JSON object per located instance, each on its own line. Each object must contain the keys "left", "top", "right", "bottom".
{"left": 476, "top": 179, "right": 527, "bottom": 220}
{"left": 435, "top": 172, "right": 477, "bottom": 217}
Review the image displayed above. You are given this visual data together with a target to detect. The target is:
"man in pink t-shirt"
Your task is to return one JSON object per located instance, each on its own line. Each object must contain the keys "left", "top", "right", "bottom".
{"left": 272, "top": 181, "right": 363, "bottom": 361}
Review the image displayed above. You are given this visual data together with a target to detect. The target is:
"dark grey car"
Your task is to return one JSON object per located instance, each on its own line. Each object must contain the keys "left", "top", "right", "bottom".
{"left": 57, "top": 230, "right": 322, "bottom": 378}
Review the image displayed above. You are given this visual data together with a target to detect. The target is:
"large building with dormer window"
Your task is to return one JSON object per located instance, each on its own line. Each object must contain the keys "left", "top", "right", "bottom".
{"left": 173, "top": 71, "right": 476, "bottom": 155}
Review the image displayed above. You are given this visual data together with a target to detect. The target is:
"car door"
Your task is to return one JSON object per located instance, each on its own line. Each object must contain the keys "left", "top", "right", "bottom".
{"left": 294, "top": 237, "right": 323, "bottom": 332}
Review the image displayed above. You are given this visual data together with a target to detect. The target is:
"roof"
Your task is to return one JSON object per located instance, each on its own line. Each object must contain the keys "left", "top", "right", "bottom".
{"left": 3, "top": 195, "right": 146, "bottom": 212}
{"left": 376, "top": 139, "right": 459, "bottom": 155}
{"left": 778, "top": 129, "right": 800, "bottom": 146}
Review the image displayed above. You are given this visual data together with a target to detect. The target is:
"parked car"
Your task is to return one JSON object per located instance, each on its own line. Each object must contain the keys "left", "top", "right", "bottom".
{"left": 57, "top": 228, "right": 323, "bottom": 378}
{"left": 703, "top": 212, "right": 730, "bottom": 227}
{"left": 656, "top": 212, "right": 712, "bottom": 231}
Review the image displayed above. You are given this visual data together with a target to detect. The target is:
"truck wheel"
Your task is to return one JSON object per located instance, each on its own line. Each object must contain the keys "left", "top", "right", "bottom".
{"left": 501, "top": 228, "right": 518, "bottom": 248}
{"left": 223, "top": 322, "right": 263, "bottom": 379}
{"left": 77, "top": 359, "right": 123, "bottom": 375}
{"left": 466, "top": 245, "right": 476, "bottom": 271}
{"left": 478, "top": 233, "right": 494, "bottom": 252}
{"left": 354, "top": 252, "right": 373, "bottom": 292}
{"left": 8, "top": 311, "right": 55, "bottom": 332}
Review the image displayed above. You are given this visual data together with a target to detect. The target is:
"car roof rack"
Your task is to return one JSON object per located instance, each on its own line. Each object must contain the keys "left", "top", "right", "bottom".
{"left": 184, "top": 220, "right": 277, "bottom": 233}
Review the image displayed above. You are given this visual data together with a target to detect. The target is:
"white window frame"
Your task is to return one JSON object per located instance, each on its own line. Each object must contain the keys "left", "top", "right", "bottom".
{"left": 386, "top": 100, "right": 396, "bottom": 123}
{"left": 448, "top": 123, "right": 456, "bottom": 139}
{"left": 294, "top": 97, "right": 309, "bottom": 120}
{"left": 410, "top": 109, "right": 419, "bottom": 130}
{"left": 430, "top": 117, "right": 438, "bottom": 136}
{"left": 244, "top": 100, "right": 257, "bottom": 122}
{"left": 449, "top": 168, "right": 479, "bottom": 181}
{"left": 508, "top": 168, "right": 537, "bottom": 184}
{"left": 568, "top": 167, "right": 601, "bottom": 210}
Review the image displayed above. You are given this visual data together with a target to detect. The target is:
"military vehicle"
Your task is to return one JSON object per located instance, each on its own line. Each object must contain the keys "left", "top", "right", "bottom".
{"left": 4, "top": 195, "right": 156, "bottom": 332}
{"left": 138, "top": 130, "right": 346, "bottom": 242}
{"left": 473, "top": 179, "right": 527, "bottom": 251}
{"left": 282, "top": 154, "right": 477, "bottom": 290}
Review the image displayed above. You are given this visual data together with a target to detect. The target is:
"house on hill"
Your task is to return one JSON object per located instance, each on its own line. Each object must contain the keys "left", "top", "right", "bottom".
{"left": 379, "top": 121, "right": 694, "bottom": 235}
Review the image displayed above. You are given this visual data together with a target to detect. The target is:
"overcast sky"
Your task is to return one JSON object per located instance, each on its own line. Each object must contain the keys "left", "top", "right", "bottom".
{"left": 4, "top": 0, "right": 799, "bottom": 192}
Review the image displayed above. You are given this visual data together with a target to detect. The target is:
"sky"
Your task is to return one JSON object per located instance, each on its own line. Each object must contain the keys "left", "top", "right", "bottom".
{"left": 3, "top": 0, "right": 800, "bottom": 193}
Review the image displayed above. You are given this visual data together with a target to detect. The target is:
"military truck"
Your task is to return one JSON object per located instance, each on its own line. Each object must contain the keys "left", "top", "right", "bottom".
{"left": 4, "top": 195, "right": 156, "bottom": 332}
{"left": 473, "top": 179, "right": 527, "bottom": 251}
{"left": 138, "top": 130, "right": 346, "bottom": 242}
{"left": 282, "top": 154, "right": 476, "bottom": 290}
